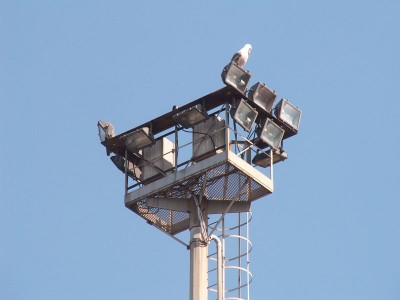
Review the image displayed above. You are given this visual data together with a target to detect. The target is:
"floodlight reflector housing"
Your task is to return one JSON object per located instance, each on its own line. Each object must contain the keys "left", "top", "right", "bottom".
{"left": 248, "top": 82, "right": 277, "bottom": 113}
{"left": 122, "top": 127, "right": 153, "bottom": 153}
{"left": 231, "top": 99, "right": 258, "bottom": 132}
{"left": 110, "top": 155, "right": 142, "bottom": 179}
{"left": 172, "top": 104, "right": 208, "bottom": 128}
{"left": 97, "top": 120, "right": 115, "bottom": 142}
{"left": 221, "top": 62, "right": 251, "bottom": 94}
{"left": 274, "top": 99, "right": 302, "bottom": 131}
{"left": 259, "top": 119, "right": 285, "bottom": 150}
{"left": 252, "top": 149, "right": 288, "bottom": 168}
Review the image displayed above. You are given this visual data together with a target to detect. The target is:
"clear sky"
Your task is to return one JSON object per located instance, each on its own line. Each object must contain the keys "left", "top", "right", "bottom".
{"left": 1, "top": 1, "right": 400, "bottom": 299}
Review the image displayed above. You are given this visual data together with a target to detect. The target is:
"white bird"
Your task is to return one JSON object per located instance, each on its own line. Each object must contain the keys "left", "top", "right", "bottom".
{"left": 231, "top": 44, "right": 252, "bottom": 68}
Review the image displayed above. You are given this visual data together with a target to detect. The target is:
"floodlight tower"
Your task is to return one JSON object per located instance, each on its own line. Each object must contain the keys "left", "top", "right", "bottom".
{"left": 98, "top": 62, "right": 301, "bottom": 300}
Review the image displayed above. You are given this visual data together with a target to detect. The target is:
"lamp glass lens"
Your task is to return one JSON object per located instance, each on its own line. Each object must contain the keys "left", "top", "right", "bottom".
{"left": 97, "top": 121, "right": 114, "bottom": 142}
{"left": 225, "top": 65, "right": 250, "bottom": 93}
{"left": 98, "top": 125, "right": 107, "bottom": 142}
{"left": 260, "top": 120, "right": 284, "bottom": 150}
{"left": 280, "top": 101, "right": 301, "bottom": 130}
{"left": 124, "top": 128, "right": 152, "bottom": 152}
{"left": 174, "top": 106, "right": 207, "bottom": 128}
{"left": 233, "top": 101, "right": 258, "bottom": 132}
{"left": 255, "top": 85, "right": 275, "bottom": 112}
{"left": 249, "top": 83, "right": 276, "bottom": 113}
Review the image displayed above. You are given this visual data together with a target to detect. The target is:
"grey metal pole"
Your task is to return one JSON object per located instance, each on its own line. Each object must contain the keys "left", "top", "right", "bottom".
{"left": 189, "top": 201, "right": 208, "bottom": 300}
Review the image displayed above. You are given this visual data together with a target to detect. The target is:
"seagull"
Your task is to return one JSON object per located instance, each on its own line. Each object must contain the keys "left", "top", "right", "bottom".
{"left": 231, "top": 44, "right": 252, "bottom": 68}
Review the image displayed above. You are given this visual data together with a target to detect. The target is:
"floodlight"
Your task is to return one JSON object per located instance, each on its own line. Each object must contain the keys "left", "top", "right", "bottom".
{"left": 252, "top": 149, "right": 288, "bottom": 168}
{"left": 122, "top": 127, "right": 153, "bottom": 153}
{"left": 274, "top": 99, "right": 302, "bottom": 131}
{"left": 248, "top": 82, "right": 277, "bottom": 113}
{"left": 231, "top": 99, "right": 258, "bottom": 132}
{"left": 110, "top": 155, "right": 142, "bottom": 179}
{"left": 173, "top": 104, "right": 208, "bottom": 128}
{"left": 221, "top": 62, "right": 251, "bottom": 94}
{"left": 97, "top": 120, "right": 115, "bottom": 142}
{"left": 258, "top": 119, "right": 285, "bottom": 150}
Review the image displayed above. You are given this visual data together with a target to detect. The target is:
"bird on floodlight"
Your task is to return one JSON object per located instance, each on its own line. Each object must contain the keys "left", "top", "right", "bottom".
{"left": 231, "top": 44, "right": 252, "bottom": 68}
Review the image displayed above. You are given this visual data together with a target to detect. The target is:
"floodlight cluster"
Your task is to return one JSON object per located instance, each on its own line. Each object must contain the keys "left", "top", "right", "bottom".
{"left": 221, "top": 61, "right": 302, "bottom": 153}
{"left": 97, "top": 60, "right": 302, "bottom": 181}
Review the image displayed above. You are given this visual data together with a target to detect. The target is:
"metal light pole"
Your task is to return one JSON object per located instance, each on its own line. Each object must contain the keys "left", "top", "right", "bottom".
{"left": 98, "top": 62, "right": 301, "bottom": 300}
{"left": 189, "top": 198, "right": 208, "bottom": 300}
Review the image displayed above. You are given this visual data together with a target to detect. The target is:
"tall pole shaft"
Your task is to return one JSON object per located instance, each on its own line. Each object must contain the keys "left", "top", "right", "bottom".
{"left": 189, "top": 201, "right": 208, "bottom": 300}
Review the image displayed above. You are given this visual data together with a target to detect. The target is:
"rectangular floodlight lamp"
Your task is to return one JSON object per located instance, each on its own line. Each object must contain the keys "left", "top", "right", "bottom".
{"left": 248, "top": 82, "right": 277, "bottom": 113}
{"left": 110, "top": 155, "right": 142, "bottom": 179}
{"left": 252, "top": 149, "right": 288, "bottom": 168}
{"left": 172, "top": 104, "right": 208, "bottom": 128}
{"left": 97, "top": 120, "right": 115, "bottom": 142}
{"left": 259, "top": 119, "right": 285, "bottom": 150}
{"left": 231, "top": 99, "right": 258, "bottom": 132}
{"left": 274, "top": 99, "right": 302, "bottom": 131}
{"left": 221, "top": 62, "right": 252, "bottom": 94}
{"left": 122, "top": 127, "right": 153, "bottom": 153}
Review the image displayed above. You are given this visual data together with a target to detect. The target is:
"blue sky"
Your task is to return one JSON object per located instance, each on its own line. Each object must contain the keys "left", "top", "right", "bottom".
{"left": 1, "top": 1, "right": 400, "bottom": 299}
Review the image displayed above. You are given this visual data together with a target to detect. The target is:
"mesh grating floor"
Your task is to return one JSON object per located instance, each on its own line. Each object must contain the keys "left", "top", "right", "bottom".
{"left": 129, "top": 161, "right": 270, "bottom": 235}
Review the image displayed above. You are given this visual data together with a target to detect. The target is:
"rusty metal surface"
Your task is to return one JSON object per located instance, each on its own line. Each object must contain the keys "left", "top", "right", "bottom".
{"left": 101, "top": 86, "right": 298, "bottom": 160}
